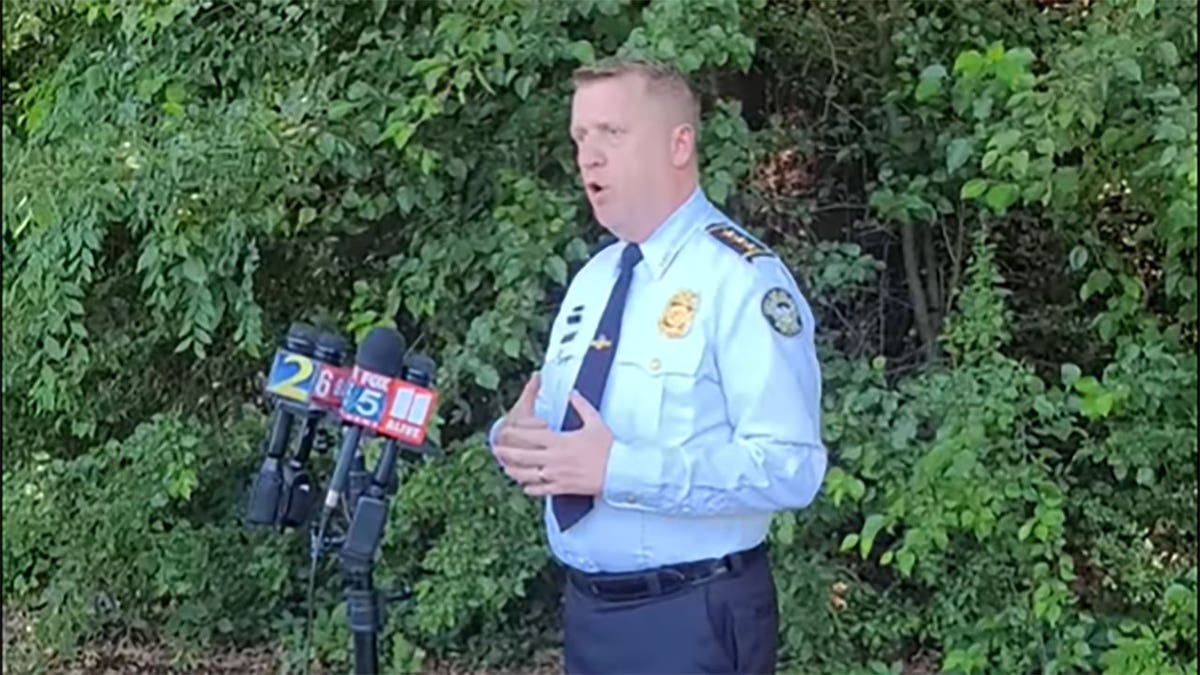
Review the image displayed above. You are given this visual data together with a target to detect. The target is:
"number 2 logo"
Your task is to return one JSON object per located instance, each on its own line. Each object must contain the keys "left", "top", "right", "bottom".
{"left": 269, "top": 353, "right": 315, "bottom": 401}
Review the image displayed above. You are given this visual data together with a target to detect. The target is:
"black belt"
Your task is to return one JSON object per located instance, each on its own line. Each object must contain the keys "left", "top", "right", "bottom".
{"left": 567, "top": 543, "right": 766, "bottom": 602}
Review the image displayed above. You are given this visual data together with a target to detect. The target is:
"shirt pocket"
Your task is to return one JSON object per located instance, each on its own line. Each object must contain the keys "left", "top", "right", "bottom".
{"left": 610, "top": 335, "right": 707, "bottom": 442}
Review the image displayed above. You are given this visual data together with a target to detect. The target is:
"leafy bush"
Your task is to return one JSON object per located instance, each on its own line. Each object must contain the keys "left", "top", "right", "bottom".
{"left": 2, "top": 409, "right": 292, "bottom": 661}
{"left": 3, "top": 0, "right": 1195, "bottom": 672}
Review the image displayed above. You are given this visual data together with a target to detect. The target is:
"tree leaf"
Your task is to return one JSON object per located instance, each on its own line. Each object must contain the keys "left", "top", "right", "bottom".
{"left": 914, "top": 77, "right": 941, "bottom": 103}
{"left": 1081, "top": 268, "right": 1113, "bottom": 300}
{"left": 859, "top": 514, "right": 886, "bottom": 558}
{"left": 544, "top": 256, "right": 568, "bottom": 285}
{"left": 1069, "top": 245, "right": 1089, "bottom": 271}
{"left": 953, "top": 49, "right": 985, "bottom": 76}
{"left": 946, "top": 137, "right": 974, "bottom": 174}
{"left": 164, "top": 82, "right": 187, "bottom": 104}
{"left": 1060, "top": 363, "right": 1081, "bottom": 387}
{"left": 181, "top": 258, "right": 205, "bottom": 284}
{"left": 988, "top": 129, "right": 1022, "bottom": 153}
{"left": 502, "top": 337, "right": 520, "bottom": 359}
{"left": 1115, "top": 58, "right": 1142, "bottom": 83}
{"left": 961, "top": 178, "right": 988, "bottom": 200}
{"left": 1079, "top": 390, "right": 1115, "bottom": 420}
{"left": 493, "top": 30, "right": 516, "bottom": 55}
{"left": 567, "top": 40, "right": 595, "bottom": 64}
{"left": 920, "top": 64, "right": 948, "bottom": 81}
{"left": 1136, "top": 0, "right": 1155, "bottom": 17}
{"left": 475, "top": 364, "right": 500, "bottom": 390}
{"left": 1009, "top": 150, "right": 1029, "bottom": 179}
{"left": 984, "top": 183, "right": 1020, "bottom": 213}
{"left": 514, "top": 74, "right": 536, "bottom": 100}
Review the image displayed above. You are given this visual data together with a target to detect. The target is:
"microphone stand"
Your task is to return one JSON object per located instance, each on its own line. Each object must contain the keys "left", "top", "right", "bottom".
{"left": 337, "top": 438, "right": 408, "bottom": 675}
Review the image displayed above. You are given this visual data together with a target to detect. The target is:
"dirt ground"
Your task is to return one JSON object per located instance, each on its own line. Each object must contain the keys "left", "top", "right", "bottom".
{"left": 2, "top": 610, "right": 560, "bottom": 675}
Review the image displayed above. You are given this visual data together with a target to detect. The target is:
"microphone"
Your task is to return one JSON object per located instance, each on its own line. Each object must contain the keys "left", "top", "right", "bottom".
{"left": 340, "top": 351, "right": 438, "bottom": 572}
{"left": 276, "top": 329, "right": 349, "bottom": 528}
{"left": 309, "top": 331, "right": 352, "bottom": 413}
{"left": 245, "top": 322, "right": 319, "bottom": 527}
{"left": 315, "top": 326, "right": 407, "bottom": 537}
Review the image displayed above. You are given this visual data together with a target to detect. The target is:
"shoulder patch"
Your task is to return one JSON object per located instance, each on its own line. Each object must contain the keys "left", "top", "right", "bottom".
{"left": 762, "top": 287, "right": 802, "bottom": 337}
{"left": 706, "top": 223, "right": 775, "bottom": 262}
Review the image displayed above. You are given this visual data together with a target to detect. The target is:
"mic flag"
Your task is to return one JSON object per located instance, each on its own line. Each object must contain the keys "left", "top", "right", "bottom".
{"left": 336, "top": 364, "right": 437, "bottom": 445}
{"left": 265, "top": 340, "right": 319, "bottom": 406}
{"left": 310, "top": 364, "right": 352, "bottom": 409}
{"left": 339, "top": 366, "right": 394, "bottom": 430}
{"left": 265, "top": 327, "right": 351, "bottom": 414}
{"left": 375, "top": 379, "right": 437, "bottom": 445}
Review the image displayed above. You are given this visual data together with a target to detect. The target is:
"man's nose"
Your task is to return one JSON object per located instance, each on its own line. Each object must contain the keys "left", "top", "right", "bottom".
{"left": 578, "top": 143, "right": 605, "bottom": 169}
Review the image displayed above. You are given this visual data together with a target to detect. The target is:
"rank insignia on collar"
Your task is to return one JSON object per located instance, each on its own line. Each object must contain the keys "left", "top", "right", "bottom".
{"left": 591, "top": 335, "right": 612, "bottom": 351}
{"left": 762, "top": 287, "right": 802, "bottom": 337}
{"left": 706, "top": 223, "right": 774, "bottom": 261}
{"left": 659, "top": 289, "right": 698, "bottom": 339}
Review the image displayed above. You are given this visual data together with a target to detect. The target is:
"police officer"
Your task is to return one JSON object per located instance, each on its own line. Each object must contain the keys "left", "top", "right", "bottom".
{"left": 489, "top": 56, "right": 827, "bottom": 674}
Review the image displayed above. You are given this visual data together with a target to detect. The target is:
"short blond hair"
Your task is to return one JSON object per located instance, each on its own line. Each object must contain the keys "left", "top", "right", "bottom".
{"left": 572, "top": 56, "right": 702, "bottom": 137}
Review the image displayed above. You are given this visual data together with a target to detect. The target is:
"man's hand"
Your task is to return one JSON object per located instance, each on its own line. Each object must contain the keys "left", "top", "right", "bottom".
{"left": 495, "top": 390, "right": 613, "bottom": 497}
{"left": 495, "top": 373, "right": 548, "bottom": 453}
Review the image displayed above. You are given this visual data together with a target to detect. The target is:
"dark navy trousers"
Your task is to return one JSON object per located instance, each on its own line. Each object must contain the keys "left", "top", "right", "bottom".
{"left": 562, "top": 545, "right": 779, "bottom": 674}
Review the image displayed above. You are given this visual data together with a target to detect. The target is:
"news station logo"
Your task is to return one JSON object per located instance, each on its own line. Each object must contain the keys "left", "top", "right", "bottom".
{"left": 265, "top": 349, "right": 318, "bottom": 403}
{"left": 378, "top": 381, "right": 436, "bottom": 445}
{"left": 266, "top": 348, "right": 350, "bottom": 411}
{"left": 311, "top": 364, "right": 351, "bottom": 408}
{"left": 339, "top": 367, "right": 391, "bottom": 429}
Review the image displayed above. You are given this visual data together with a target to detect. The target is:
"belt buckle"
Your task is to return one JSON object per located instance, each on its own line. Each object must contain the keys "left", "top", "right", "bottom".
{"left": 589, "top": 575, "right": 649, "bottom": 602}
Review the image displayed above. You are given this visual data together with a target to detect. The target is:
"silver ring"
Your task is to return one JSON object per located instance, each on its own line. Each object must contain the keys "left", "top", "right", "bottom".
{"left": 538, "top": 465, "right": 546, "bottom": 483}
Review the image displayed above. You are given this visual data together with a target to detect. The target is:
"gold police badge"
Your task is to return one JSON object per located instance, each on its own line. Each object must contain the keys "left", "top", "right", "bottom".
{"left": 659, "top": 289, "right": 698, "bottom": 338}
{"left": 762, "top": 287, "right": 801, "bottom": 337}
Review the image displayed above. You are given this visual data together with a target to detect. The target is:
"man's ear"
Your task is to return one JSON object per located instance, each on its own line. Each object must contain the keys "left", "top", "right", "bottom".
{"left": 670, "top": 123, "right": 696, "bottom": 168}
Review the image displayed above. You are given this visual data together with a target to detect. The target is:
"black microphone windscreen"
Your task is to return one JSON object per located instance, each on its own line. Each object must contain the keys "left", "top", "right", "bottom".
{"left": 284, "top": 322, "right": 318, "bottom": 354}
{"left": 315, "top": 330, "right": 348, "bottom": 364}
{"left": 403, "top": 353, "right": 437, "bottom": 386}
{"left": 355, "top": 327, "right": 407, "bottom": 376}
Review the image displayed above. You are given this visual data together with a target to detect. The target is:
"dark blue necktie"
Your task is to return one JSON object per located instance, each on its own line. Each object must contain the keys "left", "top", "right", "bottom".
{"left": 554, "top": 243, "right": 643, "bottom": 530}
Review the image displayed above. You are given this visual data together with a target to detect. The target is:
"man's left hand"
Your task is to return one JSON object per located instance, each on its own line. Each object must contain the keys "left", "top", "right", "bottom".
{"left": 493, "top": 390, "right": 612, "bottom": 497}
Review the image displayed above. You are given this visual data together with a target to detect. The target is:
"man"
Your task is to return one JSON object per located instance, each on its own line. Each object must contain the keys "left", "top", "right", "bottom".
{"left": 488, "top": 56, "right": 827, "bottom": 675}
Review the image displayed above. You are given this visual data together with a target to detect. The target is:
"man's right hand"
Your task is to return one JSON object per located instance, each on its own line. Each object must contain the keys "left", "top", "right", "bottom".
{"left": 495, "top": 372, "right": 548, "bottom": 455}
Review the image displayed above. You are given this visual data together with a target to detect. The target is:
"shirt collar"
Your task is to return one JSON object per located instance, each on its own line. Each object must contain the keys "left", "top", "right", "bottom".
{"left": 632, "top": 186, "right": 711, "bottom": 279}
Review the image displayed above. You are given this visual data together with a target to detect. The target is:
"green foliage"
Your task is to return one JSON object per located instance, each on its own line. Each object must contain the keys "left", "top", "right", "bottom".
{"left": 1, "top": 410, "right": 291, "bottom": 660}
{"left": 3, "top": 0, "right": 1196, "bottom": 673}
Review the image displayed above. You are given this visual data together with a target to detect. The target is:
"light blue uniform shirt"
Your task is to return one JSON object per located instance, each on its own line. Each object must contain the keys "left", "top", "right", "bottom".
{"left": 492, "top": 187, "right": 827, "bottom": 573}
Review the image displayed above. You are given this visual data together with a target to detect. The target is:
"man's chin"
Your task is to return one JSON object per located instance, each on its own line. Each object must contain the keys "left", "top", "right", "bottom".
{"left": 590, "top": 205, "right": 620, "bottom": 231}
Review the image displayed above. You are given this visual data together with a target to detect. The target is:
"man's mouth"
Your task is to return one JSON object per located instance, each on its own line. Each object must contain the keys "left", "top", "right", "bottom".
{"left": 586, "top": 182, "right": 606, "bottom": 197}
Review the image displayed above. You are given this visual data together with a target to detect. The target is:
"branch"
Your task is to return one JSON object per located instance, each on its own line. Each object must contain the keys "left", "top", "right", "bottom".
{"left": 922, "top": 222, "right": 943, "bottom": 318}
{"left": 941, "top": 205, "right": 968, "bottom": 311}
{"left": 901, "top": 220, "right": 939, "bottom": 363}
